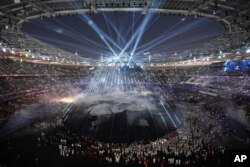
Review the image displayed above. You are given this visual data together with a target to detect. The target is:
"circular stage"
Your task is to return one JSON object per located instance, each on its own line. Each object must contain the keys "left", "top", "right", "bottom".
{"left": 64, "top": 91, "right": 182, "bottom": 143}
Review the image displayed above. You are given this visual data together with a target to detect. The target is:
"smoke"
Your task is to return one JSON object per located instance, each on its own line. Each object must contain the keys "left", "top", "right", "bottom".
{"left": 66, "top": 91, "right": 164, "bottom": 129}
{"left": 225, "top": 100, "right": 249, "bottom": 128}
{"left": 75, "top": 91, "right": 159, "bottom": 115}
{"left": 136, "top": 119, "right": 150, "bottom": 127}
{"left": 0, "top": 103, "right": 59, "bottom": 137}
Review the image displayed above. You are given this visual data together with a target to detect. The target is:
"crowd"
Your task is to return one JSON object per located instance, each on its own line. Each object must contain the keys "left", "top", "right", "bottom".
{"left": 0, "top": 55, "right": 249, "bottom": 167}
{"left": 36, "top": 100, "right": 227, "bottom": 167}
{"left": 0, "top": 56, "right": 94, "bottom": 121}
{"left": 0, "top": 56, "right": 90, "bottom": 75}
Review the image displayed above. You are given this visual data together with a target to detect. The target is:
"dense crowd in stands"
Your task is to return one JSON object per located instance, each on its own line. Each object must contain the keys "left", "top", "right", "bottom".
{"left": 0, "top": 58, "right": 90, "bottom": 75}
{"left": 0, "top": 57, "right": 94, "bottom": 121}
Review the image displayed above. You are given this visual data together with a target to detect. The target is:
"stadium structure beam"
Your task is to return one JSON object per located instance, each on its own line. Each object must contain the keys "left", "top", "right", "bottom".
{"left": 210, "top": 2, "right": 234, "bottom": 10}
{"left": 15, "top": 7, "right": 231, "bottom": 26}
{"left": 141, "top": 0, "right": 152, "bottom": 14}
{"left": 90, "top": 5, "right": 98, "bottom": 14}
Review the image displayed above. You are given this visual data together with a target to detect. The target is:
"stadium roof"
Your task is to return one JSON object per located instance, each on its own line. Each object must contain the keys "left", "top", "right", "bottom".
{"left": 0, "top": 0, "right": 250, "bottom": 63}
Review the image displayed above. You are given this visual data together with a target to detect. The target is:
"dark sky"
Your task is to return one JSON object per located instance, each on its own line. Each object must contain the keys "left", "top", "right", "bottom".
{"left": 23, "top": 12, "right": 225, "bottom": 60}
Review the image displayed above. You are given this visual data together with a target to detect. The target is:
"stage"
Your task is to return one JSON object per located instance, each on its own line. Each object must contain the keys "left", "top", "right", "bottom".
{"left": 64, "top": 90, "right": 182, "bottom": 143}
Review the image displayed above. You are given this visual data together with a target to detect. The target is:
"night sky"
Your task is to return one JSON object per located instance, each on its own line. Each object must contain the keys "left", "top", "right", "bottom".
{"left": 23, "top": 12, "right": 225, "bottom": 61}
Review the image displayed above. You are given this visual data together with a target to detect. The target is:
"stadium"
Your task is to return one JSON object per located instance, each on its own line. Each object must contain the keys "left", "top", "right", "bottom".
{"left": 0, "top": 0, "right": 250, "bottom": 166}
